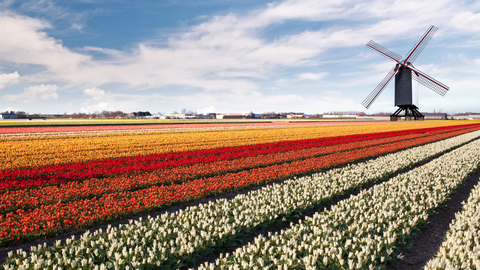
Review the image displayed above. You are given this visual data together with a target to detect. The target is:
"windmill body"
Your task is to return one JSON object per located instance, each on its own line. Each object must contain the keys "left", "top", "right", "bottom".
{"left": 395, "top": 65, "right": 416, "bottom": 107}
{"left": 361, "top": 25, "right": 449, "bottom": 121}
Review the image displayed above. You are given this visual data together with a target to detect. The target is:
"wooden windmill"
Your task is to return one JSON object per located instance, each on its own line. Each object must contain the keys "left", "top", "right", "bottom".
{"left": 361, "top": 25, "right": 449, "bottom": 120}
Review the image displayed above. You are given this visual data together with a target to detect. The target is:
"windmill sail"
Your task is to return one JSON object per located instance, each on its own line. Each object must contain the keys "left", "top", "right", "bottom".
{"left": 362, "top": 25, "right": 448, "bottom": 109}
{"left": 407, "top": 66, "right": 449, "bottom": 96}
{"left": 361, "top": 66, "right": 400, "bottom": 109}
{"left": 403, "top": 25, "right": 438, "bottom": 64}
{"left": 366, "top": 40, "right": 403, "bottom": 63}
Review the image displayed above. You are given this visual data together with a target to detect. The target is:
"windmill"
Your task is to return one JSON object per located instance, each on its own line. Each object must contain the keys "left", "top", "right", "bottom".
{"left": 361, "top": 25, "right": 449, "bottom": 121}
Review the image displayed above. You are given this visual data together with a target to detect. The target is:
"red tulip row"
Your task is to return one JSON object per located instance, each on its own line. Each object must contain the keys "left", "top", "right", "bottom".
{"left": 2, "top": 124, "right": 478, "bottom": 192}
{"left": 0, "top": 126, "right": 477, "bottom": 245}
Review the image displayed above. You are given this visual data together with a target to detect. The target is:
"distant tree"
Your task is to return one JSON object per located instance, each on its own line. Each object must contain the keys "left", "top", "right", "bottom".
{"left": 15, "top": 111, "right": 27, "bottom": 118}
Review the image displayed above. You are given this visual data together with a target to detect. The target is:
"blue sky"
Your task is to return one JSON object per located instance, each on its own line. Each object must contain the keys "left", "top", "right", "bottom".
{"left": 0, "top": 0, "right": 479, "bottom": 115}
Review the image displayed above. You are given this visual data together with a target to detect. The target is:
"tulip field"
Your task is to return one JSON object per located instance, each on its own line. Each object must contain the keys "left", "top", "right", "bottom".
{"left": 1, "top": 120, "right": 480, "bottom": 269}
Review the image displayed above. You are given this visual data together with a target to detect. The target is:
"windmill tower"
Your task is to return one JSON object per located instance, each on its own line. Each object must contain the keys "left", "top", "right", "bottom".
{"left": 361, "top": 25, "right": 450, "bottom": 121}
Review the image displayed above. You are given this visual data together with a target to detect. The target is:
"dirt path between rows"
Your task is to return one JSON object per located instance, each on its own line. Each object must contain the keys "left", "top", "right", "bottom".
{"left": 386, "top": 168, "right": 480, "bottom": 270}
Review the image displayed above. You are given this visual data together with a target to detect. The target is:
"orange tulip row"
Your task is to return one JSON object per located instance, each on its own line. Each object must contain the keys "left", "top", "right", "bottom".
{"left": 0, "top": 121, "right": 469, "bottom": 170}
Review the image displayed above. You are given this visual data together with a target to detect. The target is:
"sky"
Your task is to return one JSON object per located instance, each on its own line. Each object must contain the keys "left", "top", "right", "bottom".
{"left": 0, "top": 0, "right": 479, "bottom": 115}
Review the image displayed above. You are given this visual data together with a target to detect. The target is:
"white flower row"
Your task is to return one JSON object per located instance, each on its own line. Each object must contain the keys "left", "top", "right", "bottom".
{"left": 200, "top": 136, "right": 480, "bottom": 270}
{"left": 424, "top": 178, "right": 480, "bottom": 270}
{"left": 3, "top": 130, "right": 480, "bottom": 270}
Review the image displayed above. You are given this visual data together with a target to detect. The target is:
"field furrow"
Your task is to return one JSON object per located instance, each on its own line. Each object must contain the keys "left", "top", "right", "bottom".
{"left": 424, "top": 178, "right": 480, "bottom": 270}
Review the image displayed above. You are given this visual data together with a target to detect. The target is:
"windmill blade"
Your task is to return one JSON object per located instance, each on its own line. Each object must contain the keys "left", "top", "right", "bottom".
{"left": 404, "top": 65, "right": 449, "bottom": 96}
{"left": 403, "top": 25, "right": 438, "bottom": 64}
{"left": 362, "top": 65, "right": 400, "bottom": 109}
{"left": 366, "top": 40, "right": 403, "bottom": 63}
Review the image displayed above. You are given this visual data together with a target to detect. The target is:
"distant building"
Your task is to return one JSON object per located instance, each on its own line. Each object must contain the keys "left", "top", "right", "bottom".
{"left": 145, "top": 114, "right": 162, "bottom": 119}
{"left": 453, "top": 113, "right": 480, "bottom": 120}
{"left": 422, "top": 113, "right": 447, "bottom": 120}
{"left": 215, "top": 113, "right": 247, "bottom": 119}
{"left": 261, "top": 112, "right": 281, "bottom": 119}
{"left": 0, "top": 113, "right": 17, "bottom": 119}
{"left": 223, "top": 113, "right": 247, "bottom": 119}
{"left": 165, "top": 113, "right": 186, "bottom": 119}
{"left": 127, "top": 111, "right": 152, "bottom": 118}
{"left": 286, "top": 112, "right": 305, "bottom": 119}
{"left": 306, "top": 114, "right": 323, "bottom": 119}
{"left": 247, "top": 112, "right": 262, "bottom": 119}
{"left": 194, "top": 114, "right": 208, "bottom": 119}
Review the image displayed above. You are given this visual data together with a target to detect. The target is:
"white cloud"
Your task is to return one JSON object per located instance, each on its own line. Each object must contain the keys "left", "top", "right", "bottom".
{"left": 298, "top": 72, "right": 328, "bottom": 81}
{"left": 1, "top": 0, "right": 480, "bottom": 113}
{"left": 3, "top": 106, "right": 18, "bottom": 112}
{"left": 267, "top": 2, "right": 276, "bottom": 8}
{"left": 413, "top": 63, "right": 451, "bottom": 79}
{"left": 79, "top": 102, "right": 112, "bottom": 114}
{"left": 1, "top": 1, "right": 477, "bottom": 91}
{"left": 450, "top": 11, "right": 480, "bottom": 33}
{"left": 0, "top": 11, "right": 90, "bottom": 78}
{"left": 79, "top": 87, "right": 113, "bottom": 113}
{"left": 0, "top": 71, "right": 20, "bottom": 90}
{"left": 3, "top": 84, "right": 58, "bottom": 103}
{"left": 197, "top": 106, "right": 216, "bottom": 114}
{"left": 83, "top": 87, "right": 106, "bottom": 99}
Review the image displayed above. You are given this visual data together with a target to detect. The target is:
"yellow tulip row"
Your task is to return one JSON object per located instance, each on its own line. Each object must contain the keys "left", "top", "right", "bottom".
{"left": 0, "top": 121, "right": 472, "bottom": 170}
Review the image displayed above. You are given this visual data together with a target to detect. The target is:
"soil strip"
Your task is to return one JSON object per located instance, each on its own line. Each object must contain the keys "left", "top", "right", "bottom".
{"left": 386, "top": 167, "right": 480, "bottom": 270}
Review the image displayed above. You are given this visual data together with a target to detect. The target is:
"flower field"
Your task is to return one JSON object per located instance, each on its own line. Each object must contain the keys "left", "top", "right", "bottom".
{"left": 1, "top": 120, "right": 480, "bottom": 269}
{"left": 424, "top": 178, "right": 480, "bottom": 269}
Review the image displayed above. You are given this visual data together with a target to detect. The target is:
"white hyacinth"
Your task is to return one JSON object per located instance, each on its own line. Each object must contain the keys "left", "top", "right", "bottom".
{"left": 200, "top": 134, "right": 480, "bottom": 269}
{"left": 424, "top": 178, "right": 480, "bottom": 270}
